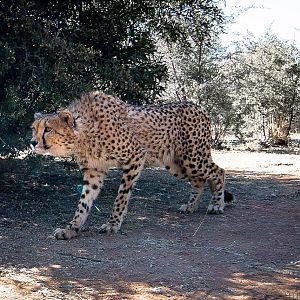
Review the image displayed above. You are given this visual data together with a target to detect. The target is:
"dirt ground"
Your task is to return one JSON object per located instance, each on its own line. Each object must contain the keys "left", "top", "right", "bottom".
{"left": 0, "top": 150, "right": 299, "bottom": 300}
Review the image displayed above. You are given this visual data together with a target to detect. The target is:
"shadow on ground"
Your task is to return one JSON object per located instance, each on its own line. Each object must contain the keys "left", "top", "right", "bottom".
{"left": 0, "top": 156, "right": 299, "bottom": 299}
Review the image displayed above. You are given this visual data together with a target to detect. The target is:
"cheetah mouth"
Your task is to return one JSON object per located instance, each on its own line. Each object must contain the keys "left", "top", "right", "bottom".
{"left": 30, "top": 144, "right": 52, "bottom": 155}
{"left": 30, "top": 144, "right": 51, "bottom": 150}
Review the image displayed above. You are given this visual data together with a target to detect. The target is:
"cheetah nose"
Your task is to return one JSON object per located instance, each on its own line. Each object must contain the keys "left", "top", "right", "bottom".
{"left": 30, "top": 141, "right": 38, "bottom": 150}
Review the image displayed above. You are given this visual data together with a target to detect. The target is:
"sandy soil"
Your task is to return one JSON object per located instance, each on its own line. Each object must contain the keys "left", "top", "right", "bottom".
{"left": 0, "top": 151, "right": 299, "bottom": 299}
{"left": 213, "top": 150, "right": 300, "bottom": 176}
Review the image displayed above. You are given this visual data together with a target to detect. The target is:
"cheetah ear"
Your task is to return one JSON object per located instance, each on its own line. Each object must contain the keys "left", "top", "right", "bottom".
{"left": 58, "top": 110, "right": 75, "bottom": 128}
{"left": 34, "top": 112, "right": 43, "bottom": 120}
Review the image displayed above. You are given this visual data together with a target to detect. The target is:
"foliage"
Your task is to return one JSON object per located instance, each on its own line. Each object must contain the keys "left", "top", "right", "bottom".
{"left": 226, "top": 35, "right": 300, "bottom": 143}
{"left": 161, "top": 31, "right": 300, "bottom": 145}
{"left": 4, "top": 0, "right": 298, "bottom": 153}
{"left": 0, "top": 0, "right": 225, "bottom": 155}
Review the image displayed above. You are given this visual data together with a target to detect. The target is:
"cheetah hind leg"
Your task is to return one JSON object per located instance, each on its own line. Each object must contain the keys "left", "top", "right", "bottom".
{"left": 179, "top": 179, "right": 205, "bottom": 214}
{"left": 207, "top": 166, "right": 229, "bottom": 214}
{"left": 164, "top": 161, "right": 205, "bottom": 214}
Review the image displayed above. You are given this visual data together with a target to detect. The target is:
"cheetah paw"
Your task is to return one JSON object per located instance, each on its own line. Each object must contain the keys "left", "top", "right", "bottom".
{"left": 179, "top": 204, "right": 197, "bottom": 214}
{"left": 99, "top": 222, "right": 120, "bottom": 234}
{"left": 207, "top": 203, "right": 225, "bottom": 214}
{"left": 54, "top": 227, "right": 78, "bottom": 240}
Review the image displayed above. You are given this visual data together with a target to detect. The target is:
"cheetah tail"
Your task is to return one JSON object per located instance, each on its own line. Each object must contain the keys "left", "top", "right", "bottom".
{"left": 224, "top": 190, "right": 235, "bottom": 204}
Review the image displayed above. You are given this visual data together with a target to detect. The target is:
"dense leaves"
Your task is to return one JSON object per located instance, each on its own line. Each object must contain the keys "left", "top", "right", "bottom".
{"left": 2, "top": 0, "right": 298, "bottom": 154}
{"left": 224, "top": 35, "right": 300, "bottom": 143}
{"left": 162, "top": 33, "right": 300, "bottom": 145}
{"left": 0, "top": 0, "right": 224, "bottom": 155}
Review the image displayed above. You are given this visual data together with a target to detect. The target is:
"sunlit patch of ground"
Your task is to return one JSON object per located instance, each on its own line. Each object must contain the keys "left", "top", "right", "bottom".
{"left": 1, "top": 263, "right": 299, "bottom": 300}
{"left": 223, "top": 261, "right": 300, "bottom": 300}
{"left": 0, "top": 266, "right": 189, "bottom": 300}
{"left": 213, "top": 150, "right": 300, "bottom": 176}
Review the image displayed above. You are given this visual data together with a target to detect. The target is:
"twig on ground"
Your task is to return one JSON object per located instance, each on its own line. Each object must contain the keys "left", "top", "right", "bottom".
{"left": 57, "top": 252, "right": 102, "bottom": 263}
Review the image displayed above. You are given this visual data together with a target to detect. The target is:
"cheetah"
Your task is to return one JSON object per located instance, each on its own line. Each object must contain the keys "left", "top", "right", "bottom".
{"left": 30, "top": 91, "right": 234, "bottom": 240}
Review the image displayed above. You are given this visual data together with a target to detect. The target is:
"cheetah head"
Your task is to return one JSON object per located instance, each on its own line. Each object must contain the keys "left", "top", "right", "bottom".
{"left": 30, "top": 110, "right": 77, "bottom": 157}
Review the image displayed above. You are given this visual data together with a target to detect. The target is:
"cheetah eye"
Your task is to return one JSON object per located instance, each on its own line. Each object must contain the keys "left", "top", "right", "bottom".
{"left": 44, "top": 127, "right": 52, "bottom": 133}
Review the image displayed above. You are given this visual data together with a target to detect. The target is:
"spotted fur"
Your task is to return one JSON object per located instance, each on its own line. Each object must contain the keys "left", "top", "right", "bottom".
{"left": 31, "top": 91, "right": 234, "bottom": 239}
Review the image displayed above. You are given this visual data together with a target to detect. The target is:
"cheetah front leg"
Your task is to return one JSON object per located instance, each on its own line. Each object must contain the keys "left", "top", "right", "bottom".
{"left": 54, "top": 169, "right": 106, "bottom": 240}
{"left": 100, "top": 152, "right": 145, "bottom": 234}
